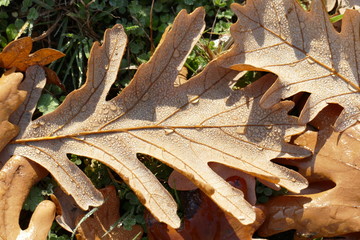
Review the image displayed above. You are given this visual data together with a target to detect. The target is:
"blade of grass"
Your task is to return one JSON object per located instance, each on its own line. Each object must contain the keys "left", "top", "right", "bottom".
{"left": 70, "top": 207, "right": 99, "bottom": 240}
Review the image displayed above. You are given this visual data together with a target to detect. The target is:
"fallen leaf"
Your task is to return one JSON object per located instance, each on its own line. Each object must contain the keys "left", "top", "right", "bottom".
{"left": 0, "top": 155, "right": 55, "bottom": 240}
{"left": 0, "top": 37, "right": 65, "bottom": 71}
{"left": 3, "top": 9, "right": 310, "bottom": 228}
{"left": 169, "top": 162, "right": 257, "bottom": 205}
{"left": 338, "top": 0, "right": 360, "bottom": 14}
{"left": 0, "top": 68, "right": 26, "bottom": 152}
{"left": 324, "top": 0, "right": 338, "bottom": 12}
{"left": 50, "top": 187, "right": 86, "bottom": 232}
{"left": 146, "top": 175, "right": 265, "bottom": 240}
{"left": 76, "top": 185, "right": 143, "bottom": 240}
{"left": 258, "top": 107, "right": 360, "bottom": 237}
{"left": 223, "top": 0, "right": 360, "bottom": 131}
{"left": 43, "top": 67, "right": 66, "bottom": 92}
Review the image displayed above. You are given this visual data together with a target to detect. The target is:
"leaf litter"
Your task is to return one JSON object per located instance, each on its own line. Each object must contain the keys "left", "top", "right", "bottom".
{"left": 1, "top": 7, "right": 310, "bottom": 228}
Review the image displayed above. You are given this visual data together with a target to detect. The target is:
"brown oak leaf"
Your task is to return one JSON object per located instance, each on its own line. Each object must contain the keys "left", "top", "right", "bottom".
{"left": 146, "top": 176, "right": 265, "bottom": 240}
{"left": 258, "top": 106, "right": 360, "bottom": 237}
{"left": 76, "top": 185, "right": 143, "bottom": 240}
{"left": 223, "top": 0, "right": 360, "bottom": 131}
{"left": 0, "top": 155, "right": 54, "bottom": 240}
{"left": 168, "top": 162, "right": 257, "bottom": 205}
{"left": 2, "top": 9, "right": 310, "bottom": 228}
{"left": 0, "top": 37, "right": 65, "bottom": 72}
{"left": 0, "top": 68, "right": 26, "bottom": 152}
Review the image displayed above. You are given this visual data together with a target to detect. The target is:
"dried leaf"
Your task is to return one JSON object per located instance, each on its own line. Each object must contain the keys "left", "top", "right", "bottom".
{"left": 324, "top": 0, "right": 338, "bottom": 12}
{"left": 51, "top": 187, "right": 86, "bottom": 232}
{"left": 0, "top": 37, "right": 65, "bottom": 71}
{"left": 43, "top": 67, "right": 66, "bottom": 92}
{"left": 169, "top": 162, "right": 257, "bottom": 205}
{"left": 338, "top": 0, "right": 360, "bottom": 14}
{"left": 3, "top": 9, "right": 310, "bottom": 228}
{"left": 174, "top": 66, "right": 189, "bottom": 87}
{"left": 76, "top": 185, "right": 143, "bottom": 240}
{"left": 146, "top": 176, "right": 265, "bottom": 240}
{"left": 0, "top": 68, "right": 26, "bottom": 152}
{"left": 223, "top": 0, "right": 360, "bottom": 131}
{"left": 258, "top": 109, "right": 360, "bottom": 237}
{"left": 0, "top": 155, "right": 55, "bottom": 240}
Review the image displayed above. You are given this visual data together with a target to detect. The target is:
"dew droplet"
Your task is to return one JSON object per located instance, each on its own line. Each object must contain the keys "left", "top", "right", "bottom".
{"left": 240, "top": 117, "right": 247, "bottom": 123}
{"left": 39, "top": 120, "right": 45, "bottom": 126}
{"left": 164, "top": 128, "right": 174, "bottom": 135}
{"left": 81, "top": 106, "right": 87, "bottom": 112}
{"left": 257, "top": 145, "right": 264, "bottom": 151}
{"left": 191, "top": 98, "right": 199, "bottom": 104}
{"left": 280, "top": 34, "right": 287, "bottom": 40}
{"left": 31, "top": 123, "right": 39, "bottom": 129}
{"left": 35, "top": 149, "right": 41, "bottom": 154}
{"left": 90, "top": 88, "right": 95, "bottom": 93}
{"left": 231, "top": 115, "right": 239, "bottom": 121}
{"left": 307, "top": 57, "right": 315, "bottom": 64}
{"left": 264, "top": 121, "right": 273, "bottom": 129}
{"left": 289, "top": 62, "right": 296, "bottom": 67}
{"left": 253, "top": 135, "right": 262, "bottom": 142}
{"left": 300, "top": 22, "right": 306, "bottom": 29}
{"left": 347, "top": 83, "right": 358, "bottom": 92}
{"left": 142, "top": 92, "right": 150, "bottom": 101}
{"left": 236, "top": 126, "right": 246, "bottom": 135}
{"left": 190, "top": 96, "right": 200, "bottom": 104}
{"left": 110, "top": 104, "right": 117, "bottom": 111}
{"left": 291, "top": 177, "right": 297, "bottom": 182}
{"left": 196, "top": 126, "right": 203, "bottom": 131}
{"left": 77, "top": 135, "right": 85, "bottom": 140}
{"left": 104, "top": 64, "right": 109, "bottom": 70}
{"left": 173, "top": 49, "right": 180, "bottom": 58}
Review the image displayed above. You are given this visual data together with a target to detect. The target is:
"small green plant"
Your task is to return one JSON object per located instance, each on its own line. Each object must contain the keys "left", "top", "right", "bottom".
{"left": 255, "top": 181, "right": 288, "bottom": 204}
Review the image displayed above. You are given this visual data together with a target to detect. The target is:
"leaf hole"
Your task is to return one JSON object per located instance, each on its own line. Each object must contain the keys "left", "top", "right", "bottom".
{"left": 286, "top": 92, "right": 310, "bottom": 117}
{"left": 136, "top": 153, "right": 173, "bottom": 186}
{"left": 232, "top": 71, "right": 267, "bottom": 89}
{"left": 105, "top": 62, "right": 135, "bottom": 101}
{"left": 270, "top": 158, "right": 300, "bottom": 172}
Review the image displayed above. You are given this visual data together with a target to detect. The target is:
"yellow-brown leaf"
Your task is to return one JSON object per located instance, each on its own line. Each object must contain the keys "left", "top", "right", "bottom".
{"left": 223, "top": 0, "right": 360, "bottom": 131}
{"left": 0, "top": 68, "right": 26, "bottom": 151}
{"left": 258, "top": 107, "right": 360, "bottom": 237}
{"left": 0, "top": 156, "right": 54, "bottom": 240}
{"left": 0, "top": 37, "right": 65, "bottom": 71}
{"left": 2, "top": 8, "right": 309, "bottom": 228}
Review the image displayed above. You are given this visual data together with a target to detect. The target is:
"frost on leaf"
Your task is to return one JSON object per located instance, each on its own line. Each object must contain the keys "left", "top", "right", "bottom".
{"left": 258, "top": 106, "right": 360, "bottom": 237}
{"left": 2, "top": 8, "right": 310, "bottom": 228}
{"left": 223, "top": 0, "right": 360, "bottom": 131}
